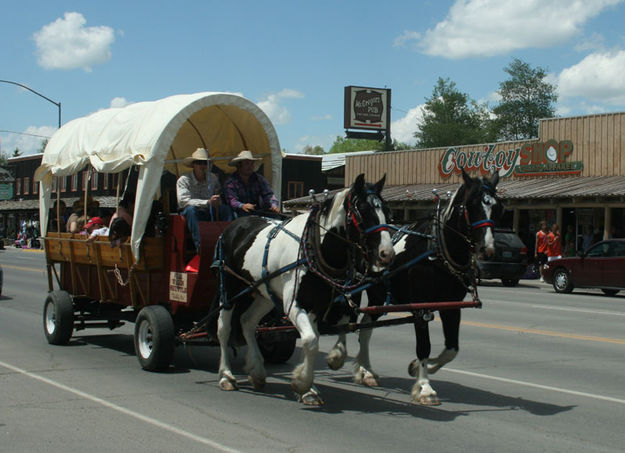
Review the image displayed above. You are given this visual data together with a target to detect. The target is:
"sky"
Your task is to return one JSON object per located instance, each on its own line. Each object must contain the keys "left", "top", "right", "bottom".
{"left": 2, "top": 0, "right": 625, "bottom": 157}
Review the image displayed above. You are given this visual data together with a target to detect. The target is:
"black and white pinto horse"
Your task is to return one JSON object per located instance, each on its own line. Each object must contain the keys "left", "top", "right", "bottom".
{"left": 326, "top": 169, "right": 502, "bottom": 405}
{"left": 216, "top": 174, "right": 395, "bottom": 405}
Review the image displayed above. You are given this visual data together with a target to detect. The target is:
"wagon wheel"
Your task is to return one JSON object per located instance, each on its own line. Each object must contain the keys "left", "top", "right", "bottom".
{"left": 258, "top": 336, "right": 296, "bottom": 364}
{"left": 257, "top": 313, "right": 297, "bottom": 364}
{"left": 134, "top": 305, "right": 175, "bottom": 371}
{"left": 43, "top": 290, "right": 74, "bottom": 345}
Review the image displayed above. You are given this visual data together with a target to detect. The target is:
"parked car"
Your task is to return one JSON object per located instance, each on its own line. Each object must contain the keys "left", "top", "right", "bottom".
{"left": 476, "top": 229, "right": 528, "bottom": 287}
{"left": 543, "top": 239, "right": 625, "bottom": 295}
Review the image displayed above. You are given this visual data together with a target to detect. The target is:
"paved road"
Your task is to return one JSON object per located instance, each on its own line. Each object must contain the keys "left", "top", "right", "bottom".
{"left": 1, "top": 247, "right": 624, "bottom": 452}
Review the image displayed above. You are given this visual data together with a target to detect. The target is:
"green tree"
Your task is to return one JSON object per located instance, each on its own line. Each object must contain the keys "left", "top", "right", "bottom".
{"left": 491, "top": 58, "right": 558, "bottom": 140}
{"left": 0, "top": 150, "right": 8, "bottom": 166}
{"left": 39, "top": 139, "right": 48, "bottom": 153}
{"left": 302, "top": 145, "right": 325, "bottom": 155}
{"left": 328, "top": 136, "right": 386, "bottom": 154}
{"left": 415, "top": 78, "right": 492, "bottom": 148}
{"left": 12, "top": 148, "right": 22, "bottom": 158}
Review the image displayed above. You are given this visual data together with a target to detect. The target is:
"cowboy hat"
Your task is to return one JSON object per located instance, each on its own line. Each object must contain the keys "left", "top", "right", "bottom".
{"left": 182, "top": 148, "right": 210, "bottom": 167}
{"left": 228, "top": 150, "right": 262, "bottom": 167}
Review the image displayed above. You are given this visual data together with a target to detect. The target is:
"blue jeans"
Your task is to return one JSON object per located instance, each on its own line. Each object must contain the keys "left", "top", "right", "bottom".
{"left": 181, "top": 204, "right": 233, "bottom": 251}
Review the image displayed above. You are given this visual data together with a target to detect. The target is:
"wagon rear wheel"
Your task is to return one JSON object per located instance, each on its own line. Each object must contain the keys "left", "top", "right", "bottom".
{"left": 134, "top": 305, "right": 175, "bottom": 371}
{"left": 258, "top": 337, "right": 296, "bottom": 364}
{"left": 43, "top": 290, "right": 74, "bottom": 345}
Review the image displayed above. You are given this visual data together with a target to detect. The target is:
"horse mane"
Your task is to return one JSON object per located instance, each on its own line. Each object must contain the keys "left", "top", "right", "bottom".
{"left": 320, "top": 188, "right": 348, "bottom": 229}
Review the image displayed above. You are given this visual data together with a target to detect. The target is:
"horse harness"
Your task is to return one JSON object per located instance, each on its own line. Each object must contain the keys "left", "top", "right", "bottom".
{"left": 215, "top": 193, "right": 390, "bottom": 314}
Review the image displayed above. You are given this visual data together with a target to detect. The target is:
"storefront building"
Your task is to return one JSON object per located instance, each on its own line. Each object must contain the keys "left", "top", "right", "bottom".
{"left": 345, "top": 111, "right": 625, "bottom": 256}
{"left": 0, "top": 154, "right": 130, "bottom": 240}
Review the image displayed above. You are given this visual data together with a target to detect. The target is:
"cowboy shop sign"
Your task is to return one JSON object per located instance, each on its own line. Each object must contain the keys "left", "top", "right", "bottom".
{"left": 438, "top": 139, "right": 583, "bottom": 178}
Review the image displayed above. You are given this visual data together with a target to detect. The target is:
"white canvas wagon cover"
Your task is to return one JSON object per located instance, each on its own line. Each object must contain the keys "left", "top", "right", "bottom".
{"left": 36, "top": 92, "right": 281, "bottom": 260}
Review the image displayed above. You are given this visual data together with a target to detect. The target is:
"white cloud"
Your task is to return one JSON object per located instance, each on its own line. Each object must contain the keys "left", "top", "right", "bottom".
{"left": 391, "top": 106, "right": 423, "bottom": 145}
{"left": 394, "top": 30, "right": 421, "bottom": 48}
{"left": 558, "top": 50, "right": 625, "bottom": 104}
{"left": 257, "top": 89, "right": 304, "bottom": 125}
{"left": 574, "top": 32, "right": 606, "bottom": 52}
{"left": 110, "top": 97, "right": 131, "bottom": 108}
{"left": 0, "top": 125, "right": 57, "bottom": 156}
{"left": 33, "top": 12, "right": 115, "bottom": 71}
{"left": 396, "top": 0, "right": 624, "bottom": 59}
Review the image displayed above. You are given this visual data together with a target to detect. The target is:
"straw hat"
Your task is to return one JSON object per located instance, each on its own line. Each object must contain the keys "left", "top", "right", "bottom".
{"left": 228, "top": 150, "right": 262, "bottom": 167}
{"left": 182, "top": 148, "right": 210, "bottom": 167}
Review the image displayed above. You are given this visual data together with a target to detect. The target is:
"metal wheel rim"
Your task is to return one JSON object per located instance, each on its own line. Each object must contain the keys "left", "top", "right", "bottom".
{"left": 137, "top": 320, "right": 153, "bottom": 359}
{"left": 45, "top": 302, "right": 56, "bottom": 334}
{"left": 554, "top": 271, "right": 567, "bottom": 291}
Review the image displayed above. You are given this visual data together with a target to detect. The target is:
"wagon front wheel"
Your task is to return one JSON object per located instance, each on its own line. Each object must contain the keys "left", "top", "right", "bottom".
{"left": 134, "top": 305, "right": 175, "bottom": 371}
{"left": 43, "top": 290, "right": 74, "bottom": 345}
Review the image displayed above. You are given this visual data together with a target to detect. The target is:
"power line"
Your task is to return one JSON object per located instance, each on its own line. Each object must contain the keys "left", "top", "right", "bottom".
{"left": 0, "top": 129, "right": 52, "bottom": 139}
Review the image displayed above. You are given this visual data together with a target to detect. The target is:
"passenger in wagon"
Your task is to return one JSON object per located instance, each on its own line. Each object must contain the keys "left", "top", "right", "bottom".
{"left": 225, "top": 150, "right": 279, "bottom": 217}
{"left": 84, "top": 216, "right": 108, "bottom": 242}
{"left": 176, "top": 148, "right": 232, "bottom": 252}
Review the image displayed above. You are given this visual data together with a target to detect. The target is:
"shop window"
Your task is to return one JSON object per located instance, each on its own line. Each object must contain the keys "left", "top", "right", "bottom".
{"left": 103, "top": 173, "right": 109, "bottom": 190}
{"left": 51, "top": 178, "right": 57, "bottom": 193}
{"left": 71, "top": 174, "right": 78, "bottom": 192}
{"left": 33, "top": 179, "right": 38, "bottom": 195}
{"left": 82, "top": 171, "right": 89, "bottom": 191}
{"left": 91, "top": 172, "right": 99, "bottom": 190}
{"left": 15, "top": 178, "right": 21, "bottom": 196}
{"left": 391, "top": 209, "right": 404, "bottom": 223}
{"left": 60, "top": 176, "right": 67, "bottom": 192}
{"left": 287, "top": 181, "right": 304, "bottom": 200}
{"left": 23, "top": 177, "right": 30, "bottom": 195}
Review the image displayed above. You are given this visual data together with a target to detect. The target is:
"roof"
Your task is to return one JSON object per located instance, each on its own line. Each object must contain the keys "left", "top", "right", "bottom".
{"left": 322, "top": 150, "right": 376, "bottom": 172}
{"left": 284, "top": 175, "right": 625, "bottom": 208}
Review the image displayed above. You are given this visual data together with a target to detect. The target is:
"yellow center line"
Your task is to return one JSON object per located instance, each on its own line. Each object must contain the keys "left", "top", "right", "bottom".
{"left": 1, "top": 264, "right": 46, "bottom": 273}
{"left": 460, "top": 319, "right": 625, "bottom": 345}
{"left": 384, "top": 313, "right": 624, "bottom": 344}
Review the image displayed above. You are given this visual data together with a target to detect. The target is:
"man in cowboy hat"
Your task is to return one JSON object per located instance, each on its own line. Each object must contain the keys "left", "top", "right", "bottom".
{"left": 225, "top": 150, "right": 279, "bottom": 217}
{"left": 177, "top": 147, "right": 231, "bottom": 252}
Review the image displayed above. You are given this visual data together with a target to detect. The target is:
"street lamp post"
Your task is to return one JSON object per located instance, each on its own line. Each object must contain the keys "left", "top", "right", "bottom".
{"left": 0, "top": 79, "right": 61, "bottom": 128}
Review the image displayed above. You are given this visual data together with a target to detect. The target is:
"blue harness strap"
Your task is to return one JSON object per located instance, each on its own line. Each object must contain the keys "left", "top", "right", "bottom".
{"left": 262, "top": 219, "right": 302, "bottom": 309}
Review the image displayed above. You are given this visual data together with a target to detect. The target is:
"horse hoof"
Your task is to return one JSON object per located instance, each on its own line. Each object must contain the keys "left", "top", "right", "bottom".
{"left": 290, "top": 380, "right": 310, "bottom": 396}
{"left": 327, "top": 355, "right": 345, "bottom": 370}
{"left": 415, "top": 394, "right": 440, "bottom": 406}
{"left": 408, "top": 359, "right": 418, "bottom": 377}
{"left": 248, "top": 375, "right": 265, "bottom": 391}
{"left": 219, "top": 378, "right": 239, "bottom": 391}
{"left": 298, "top": 391, "right": 324, "bottom": 406}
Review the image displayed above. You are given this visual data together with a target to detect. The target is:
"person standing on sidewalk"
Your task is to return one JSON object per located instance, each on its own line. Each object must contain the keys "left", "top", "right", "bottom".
{"left": 547, "top": 223, "right": 562, "bottom": 262}
{"left": 535, "top": 221, "right": 549, "bottom": 282}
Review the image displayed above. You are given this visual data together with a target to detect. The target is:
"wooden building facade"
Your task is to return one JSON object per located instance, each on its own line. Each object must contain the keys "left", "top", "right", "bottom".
{"left": 345, "top": 112, "right": 625, "bottom": 255}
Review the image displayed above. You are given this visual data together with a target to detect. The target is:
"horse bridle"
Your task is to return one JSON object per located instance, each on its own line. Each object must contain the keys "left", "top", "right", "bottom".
{"left": 346, "top": 190, "right": 391, "bottom": 240}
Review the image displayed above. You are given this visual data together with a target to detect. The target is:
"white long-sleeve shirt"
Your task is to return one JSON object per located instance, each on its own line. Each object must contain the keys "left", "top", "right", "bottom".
{"left": 176, "top": 171, "right": 221, "bottom": 210}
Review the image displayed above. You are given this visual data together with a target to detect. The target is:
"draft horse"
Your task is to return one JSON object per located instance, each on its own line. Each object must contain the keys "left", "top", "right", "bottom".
{"left": 327, "top": 169, "right": 502, "bottom": 405}
{"left": 215, "top": 174, "right": 395, "bottom": 405}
